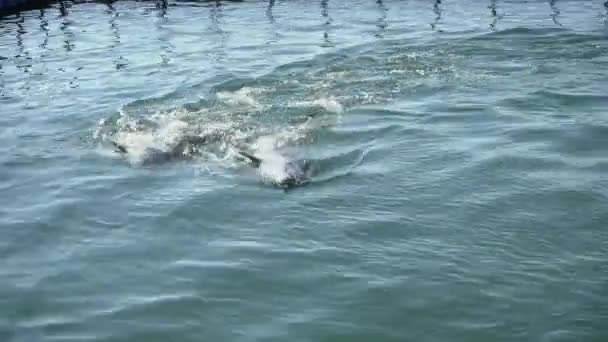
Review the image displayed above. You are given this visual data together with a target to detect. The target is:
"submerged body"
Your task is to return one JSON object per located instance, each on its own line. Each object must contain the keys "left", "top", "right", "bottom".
{"left": 112, "top": 136, "right": 313, "bottom": 188}
{"left": 111, "top": 135, "right": 208, "bottom": 165}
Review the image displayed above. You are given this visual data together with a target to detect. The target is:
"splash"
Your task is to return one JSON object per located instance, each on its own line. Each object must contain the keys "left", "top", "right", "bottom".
{"left": 93, "top": 100, "right": 261, "bottom": 166}
{"left": 251, "top": 134, "right": 312, "bottom": 187}
{"left": 113, "top": 113, "right": 190, "bottom": 166}
{"left": 253, "top": 135, "right": 292, "bottom": 184}
{"left": 248, "top": 116, "right": 316, "bottom": 187}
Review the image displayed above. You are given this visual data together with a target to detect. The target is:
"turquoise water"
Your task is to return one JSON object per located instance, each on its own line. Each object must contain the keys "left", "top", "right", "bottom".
{"left": 1, "top": 1, "right": 608, "bottom": 341}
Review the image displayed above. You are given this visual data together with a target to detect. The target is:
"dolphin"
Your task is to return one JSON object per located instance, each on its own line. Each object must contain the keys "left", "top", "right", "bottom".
{"left": 111, "top": 111, "right": 325, "bottom": 186}
{"left": 112, "top": 136, "right": 313, "bottom": 188}
{"left": 111, "top": 135, "right": 210, "bottom": 165}
{"left": 237, "top": 150, "right": 313, "bottom": 188}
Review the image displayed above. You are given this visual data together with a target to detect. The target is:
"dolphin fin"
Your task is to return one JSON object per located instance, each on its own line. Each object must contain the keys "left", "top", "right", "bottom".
{"left": 111, "top": 141, "right": 128, "bottom": 154}
{"left": 237, "top": 150, "right": 262, "bottom": 168}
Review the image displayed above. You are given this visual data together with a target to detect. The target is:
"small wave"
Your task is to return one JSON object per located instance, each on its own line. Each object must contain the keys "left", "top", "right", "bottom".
{"left": 531, "top": 90, "right": 608, "bottom": 105}
{"left": 472, "top": 26, "right": 567, "bottom": 40}
{"left": 300, "top": 148, "right": 368, "bottom": 189}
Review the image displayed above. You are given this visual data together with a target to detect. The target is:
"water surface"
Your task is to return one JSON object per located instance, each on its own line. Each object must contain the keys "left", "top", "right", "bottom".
{"left": 1, "top": 1, "right": 607, "bottom": 341}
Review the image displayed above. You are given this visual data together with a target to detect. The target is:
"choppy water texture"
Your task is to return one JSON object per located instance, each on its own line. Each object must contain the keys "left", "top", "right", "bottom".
{"left": 1, "top": 0, "right": 608, "bottom": 341}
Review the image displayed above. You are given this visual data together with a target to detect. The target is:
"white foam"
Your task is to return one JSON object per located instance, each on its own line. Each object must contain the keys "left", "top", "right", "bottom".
{"left": 216, "top": 87, "right": 261, "bottom": 108}
{"left": 289, "top": 96, "right": 343, "bottom": 114}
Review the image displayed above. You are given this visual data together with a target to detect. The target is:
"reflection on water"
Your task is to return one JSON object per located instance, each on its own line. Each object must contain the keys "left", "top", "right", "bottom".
{"left": 15, "top": 13, "right": 32, "bottom": 74}
{"left": 549, "top": 0, "right": 562, "bottom": 26}
{"left": 488, "top": 0, "right": 501, "bottom": 30}
{"left": 321, "top": 0, "right": 333, "bottom": 47}
{"left": 375, "top": 0, "right": 387, "bottom": 38}
{"left": 208, "top": 0, "right": 223, "bottom": 33}
{"left": 14, "top": 14, "right": 25, "bottom": 58}
{"left": 266, "top": 0, "right": 275, "bottom": 24}
{"left": 208, "top": 0, "right": 228, "bottom": 65}
{"left": 104, "top": 1, "right": 127, "bottom": 70}
{"left": 0, "top": 0, "right": 603, "bottom": 133}
{"left": 58, "top": 1, "right": 74, "bottom": 52}
{"left": 38, "top": 9, "right": 49, "bottom": 52}
{"left": 154, "top": 0, "right": 172, "bottom": 66}
{"left": 1, "top": 0, "right": 606, "bottom": 83}
{"left": 430, "top": 0, "right": 442, "bottom": 31}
